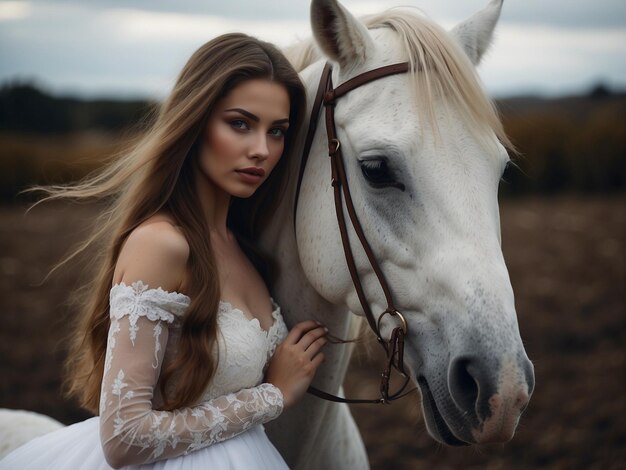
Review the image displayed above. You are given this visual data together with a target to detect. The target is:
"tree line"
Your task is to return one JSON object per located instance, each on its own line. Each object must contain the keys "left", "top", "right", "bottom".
{"left": 0, "top": 82, "right": 624, "bottom": 201}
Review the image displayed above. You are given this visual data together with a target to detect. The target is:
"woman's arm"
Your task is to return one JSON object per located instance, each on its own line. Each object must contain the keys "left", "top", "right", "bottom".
{"left": 99, "top": 222, "right": 283, "bottom": 468}
{"left": 99, "top": 297, "right": 284, "bottom": 468}
{"left": 98, "top": 221, "right": 327, "bottom": 468}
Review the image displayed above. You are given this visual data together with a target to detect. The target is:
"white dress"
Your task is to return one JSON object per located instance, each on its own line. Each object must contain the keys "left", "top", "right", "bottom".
{"left": 0, "top": 281, "right": 290, "bottom": 469}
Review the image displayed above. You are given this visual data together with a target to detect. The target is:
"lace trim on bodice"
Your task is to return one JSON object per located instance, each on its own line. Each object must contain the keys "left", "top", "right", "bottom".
{"left": 217, "top": 299, "right": 287, "bottom": 359}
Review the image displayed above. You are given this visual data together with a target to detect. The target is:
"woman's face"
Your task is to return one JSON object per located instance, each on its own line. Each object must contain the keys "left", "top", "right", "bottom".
{"left": 198, "top": 78, "right": 291, "bottom": 199}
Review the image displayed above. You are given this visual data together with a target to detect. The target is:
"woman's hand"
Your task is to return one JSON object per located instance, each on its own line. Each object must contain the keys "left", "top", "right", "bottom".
{"left": 265, "top": 320, "right": 327, "bottom": 409}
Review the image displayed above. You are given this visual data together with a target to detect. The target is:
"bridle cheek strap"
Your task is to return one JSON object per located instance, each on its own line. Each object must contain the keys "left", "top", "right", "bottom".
{"left": 296, "top": 62, "right": 416, "bottom": 404}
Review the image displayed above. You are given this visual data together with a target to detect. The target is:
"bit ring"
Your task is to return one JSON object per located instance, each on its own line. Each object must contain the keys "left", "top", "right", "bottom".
{"left": 377, "top": 309, "right": 408, "bottom": 335}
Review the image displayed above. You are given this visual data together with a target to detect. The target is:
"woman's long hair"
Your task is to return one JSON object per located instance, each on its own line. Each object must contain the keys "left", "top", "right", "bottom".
{"left": 38, "top": 33, "right": 305, "bottom": 413}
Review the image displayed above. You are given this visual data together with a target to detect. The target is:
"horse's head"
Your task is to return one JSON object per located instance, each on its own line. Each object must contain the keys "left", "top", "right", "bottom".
{"left": 295, "top": 0, "right": 534, "bottom": 446}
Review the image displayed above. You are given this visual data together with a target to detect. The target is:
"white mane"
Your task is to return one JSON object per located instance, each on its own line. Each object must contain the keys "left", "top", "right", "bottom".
{"left": 285, "top": 8, "right": 512, "bottom": 153}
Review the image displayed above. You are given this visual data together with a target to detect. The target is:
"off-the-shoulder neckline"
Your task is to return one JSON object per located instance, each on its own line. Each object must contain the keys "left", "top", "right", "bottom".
{"left": 112, "top": 281, "right": 192, "bottom": 302}
{"left": 111, "top": 281, "right": 281, "bottom": 331}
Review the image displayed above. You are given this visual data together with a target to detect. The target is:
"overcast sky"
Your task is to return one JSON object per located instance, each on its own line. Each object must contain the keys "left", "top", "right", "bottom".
{"left": 1, "top": 0, "right": 625, "bottom": 99}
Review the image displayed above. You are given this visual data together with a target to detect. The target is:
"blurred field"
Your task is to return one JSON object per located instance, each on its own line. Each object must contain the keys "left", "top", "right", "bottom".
{"left": 0, "top": 194, "right": 623, "bottom": 469}
{"left": 0, "top": 84, "right": 624, "bottom": 468}
{"left": 0, "top": 131, "right": 135, "bottom": 201}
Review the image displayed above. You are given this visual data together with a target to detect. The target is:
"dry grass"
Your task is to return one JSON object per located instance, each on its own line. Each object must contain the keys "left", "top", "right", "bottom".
{"left": 0, "top": 132, "right": 135, "bottom": 201}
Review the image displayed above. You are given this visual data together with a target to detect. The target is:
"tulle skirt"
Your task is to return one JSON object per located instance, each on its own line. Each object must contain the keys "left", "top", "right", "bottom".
{"left": 0, "top": 416, "right": 288, "bottom": 469}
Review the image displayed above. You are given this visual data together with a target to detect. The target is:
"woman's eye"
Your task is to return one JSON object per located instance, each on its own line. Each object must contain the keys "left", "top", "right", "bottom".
{"left": 359, "top": 159, "right": 405, "bottom": 191}
{"left": 268, "top": 127, "right": 286, "bottom": 138}
{"left": 230, "top": 119, "right": 249, "bottom": 130}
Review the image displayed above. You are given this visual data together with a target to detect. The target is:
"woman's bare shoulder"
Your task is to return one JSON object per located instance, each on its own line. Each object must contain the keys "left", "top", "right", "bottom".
{"left": 113, "top": 214, "right": 190, "bottom": 293}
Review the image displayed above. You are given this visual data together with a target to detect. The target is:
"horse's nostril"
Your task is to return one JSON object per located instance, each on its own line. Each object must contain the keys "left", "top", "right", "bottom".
{"left": 448, "top": 357, "right": 480, "bottom": 415}
{"left": 448, "top": 356, "right": 497, "bottom": 422}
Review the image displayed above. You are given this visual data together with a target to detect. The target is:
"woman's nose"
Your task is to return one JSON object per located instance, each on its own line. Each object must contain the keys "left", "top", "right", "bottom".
{"left": 249, "top": 132, "right": 270, "bottom": 160}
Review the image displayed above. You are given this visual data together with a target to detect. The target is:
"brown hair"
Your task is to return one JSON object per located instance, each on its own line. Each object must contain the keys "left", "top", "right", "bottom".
{"left": 35, "top": 33, "right": 305, "bottom": 413}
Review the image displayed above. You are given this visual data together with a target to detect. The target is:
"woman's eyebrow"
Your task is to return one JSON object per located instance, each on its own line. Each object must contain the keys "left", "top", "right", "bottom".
{"left": 224, "top": 107, "right": 289, "bottom": 125}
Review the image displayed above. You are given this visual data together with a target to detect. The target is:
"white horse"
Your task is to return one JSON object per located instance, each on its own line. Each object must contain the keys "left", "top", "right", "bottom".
{"left": 0, "top": 1, "right": 534, "bottom": 467}
{"left": 262, "top": 0, "right": 534, "bottom": 468}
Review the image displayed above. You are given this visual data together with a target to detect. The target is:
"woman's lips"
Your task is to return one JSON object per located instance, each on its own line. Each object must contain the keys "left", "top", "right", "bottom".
{"left": 235, "top": 167, "right": 265, "bottom": 183}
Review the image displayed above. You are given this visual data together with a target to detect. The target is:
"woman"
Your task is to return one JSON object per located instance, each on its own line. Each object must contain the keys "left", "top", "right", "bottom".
{"left": 0, "top": 33, "right": 324, "bottom": 469}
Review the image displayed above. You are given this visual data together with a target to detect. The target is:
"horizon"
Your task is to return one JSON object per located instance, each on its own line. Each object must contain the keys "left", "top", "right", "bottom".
{"left": 3, "top": 76, "right": 625, "bottom": 103}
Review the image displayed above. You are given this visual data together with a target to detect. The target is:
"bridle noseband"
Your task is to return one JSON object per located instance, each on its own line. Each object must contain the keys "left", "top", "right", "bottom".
{"left": 294, "top": 62, "right": 416, "bottom": 404}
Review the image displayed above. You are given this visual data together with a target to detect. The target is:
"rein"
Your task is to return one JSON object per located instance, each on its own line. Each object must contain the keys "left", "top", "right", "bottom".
{"left": 295, "top": 62, "right": 416, "bottom": 404}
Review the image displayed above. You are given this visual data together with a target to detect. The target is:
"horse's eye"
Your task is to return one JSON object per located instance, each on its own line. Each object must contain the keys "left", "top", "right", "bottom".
{"left": 359, "top": 159, "right": 405, "bottom": 191}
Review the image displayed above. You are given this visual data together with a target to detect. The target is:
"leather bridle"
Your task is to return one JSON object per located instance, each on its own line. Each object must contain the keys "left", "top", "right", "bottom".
{"left": 294, "top": 62, "right": 416, "bottom": 404}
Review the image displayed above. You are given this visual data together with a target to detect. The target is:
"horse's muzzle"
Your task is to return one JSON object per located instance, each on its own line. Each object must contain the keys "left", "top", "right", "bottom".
{"left": 448, "top": 354, "right": 535, "bottom": 444}
{"left": 418, "top": 353, "right": 534, "bottom": 445}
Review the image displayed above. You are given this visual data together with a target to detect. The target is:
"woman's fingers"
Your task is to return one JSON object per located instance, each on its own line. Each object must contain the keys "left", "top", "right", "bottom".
{"left": 266, "top": 320, "right": 328, "bottom": 409}
{"left": 282, "top": 320, "right": 324, "bottom": 345}
{"left": 303, "top": 335, "right": 327, "bottom": 359}
{"left": 297, "top": 325, "right": 327, "bottom": 351}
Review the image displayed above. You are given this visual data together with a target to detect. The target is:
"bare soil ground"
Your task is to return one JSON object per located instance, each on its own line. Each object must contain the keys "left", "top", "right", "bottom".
{"left": 0, "top": 195, "right": 624, "bottom": 469}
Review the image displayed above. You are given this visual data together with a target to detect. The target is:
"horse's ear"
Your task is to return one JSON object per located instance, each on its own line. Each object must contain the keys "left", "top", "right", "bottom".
{"left": 450, "top": 0, "right": 503, "bottom": 65}
{"left": 310, "top": 0, "right": 374, "bottom": 69}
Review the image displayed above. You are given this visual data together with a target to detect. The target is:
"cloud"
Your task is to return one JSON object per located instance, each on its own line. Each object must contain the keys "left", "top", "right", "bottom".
{"left": 4, "top": 0, "right": 625, "bottom": 28}
{"left": 0, "top": 1, "right": 32, "bottom": 20}
{"left": 498, "top": 0, "right": 626, "bottom": 29}
{"left": 0, "top": 0, "right": 309, "bottom": 21}
{"left": 0, "top": 2, "right": 308, "bottom": 97}
{"left": 99, "top": 8, "right": 309, "bottom": 45}
{"left": 0, "top": 0, "right": 624, "bottom": 98}
{"left": 481, "top": 24, "right": 626, "bottom": 95}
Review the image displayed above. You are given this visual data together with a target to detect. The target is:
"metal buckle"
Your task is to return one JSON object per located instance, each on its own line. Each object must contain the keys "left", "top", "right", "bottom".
{"left": 329, "top": 138, "right": 341, "bottom": 155}
{"left": 377, "top": 308, "right": 408, "bottom": 336}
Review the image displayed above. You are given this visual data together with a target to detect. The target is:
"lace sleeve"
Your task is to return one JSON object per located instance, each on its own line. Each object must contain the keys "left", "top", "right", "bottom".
{"left": 99, "top": 282, "right": 284, "bottom": 468}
